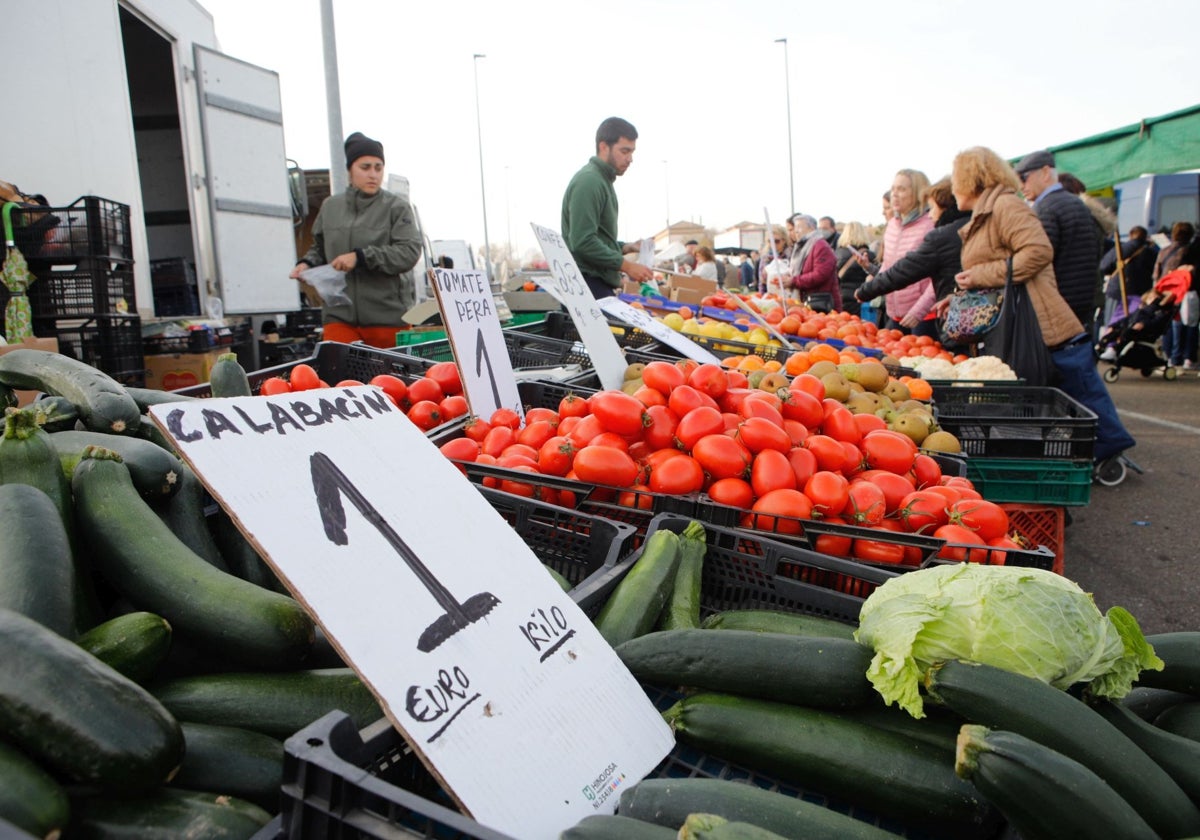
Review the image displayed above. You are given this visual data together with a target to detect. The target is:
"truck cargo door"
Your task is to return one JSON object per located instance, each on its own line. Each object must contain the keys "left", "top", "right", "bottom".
{"left": 194, "top": 45, "right": 298, "bottom": 314}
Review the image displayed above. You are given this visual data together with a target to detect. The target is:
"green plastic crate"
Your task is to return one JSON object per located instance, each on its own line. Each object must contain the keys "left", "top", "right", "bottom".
{"left": 965, "top": 458, "right": 1092, "bottom": 506}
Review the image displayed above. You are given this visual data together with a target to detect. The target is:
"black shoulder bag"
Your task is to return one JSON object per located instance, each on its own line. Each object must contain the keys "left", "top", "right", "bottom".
{"left": 983, "top": 257, "right": 1055, "bottom": 386}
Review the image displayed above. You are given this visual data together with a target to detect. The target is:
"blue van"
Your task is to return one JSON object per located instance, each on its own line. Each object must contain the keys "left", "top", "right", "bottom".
{"left": 1115, "top": 173, "right": 1200, "bottom": 235}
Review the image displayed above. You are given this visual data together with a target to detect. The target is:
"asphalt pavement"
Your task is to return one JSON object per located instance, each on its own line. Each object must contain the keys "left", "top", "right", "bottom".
{"left": 1062, "top": 362, "right": 1200, "bottom": 634}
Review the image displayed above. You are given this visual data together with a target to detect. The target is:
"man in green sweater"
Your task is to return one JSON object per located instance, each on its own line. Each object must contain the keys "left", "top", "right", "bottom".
{"left": 561, "top": 116, "right": 655, "bottom": 299}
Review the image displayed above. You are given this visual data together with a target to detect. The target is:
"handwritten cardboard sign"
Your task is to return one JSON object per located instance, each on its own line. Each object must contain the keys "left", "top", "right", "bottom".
{"left": 149, "top": 389, "right": 673, "bottom": 838}
{"left": 530, "top": 223, "right": 628, "bottom": 391}
{"left": 598, "top": 297, "right": 722, "bottom": 364}
{"left": 431, "top": 267, "right": 523, "bottom": 420}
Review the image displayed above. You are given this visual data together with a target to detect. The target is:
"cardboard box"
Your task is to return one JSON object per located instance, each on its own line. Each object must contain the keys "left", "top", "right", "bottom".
{"left": 503, "top": 290, "right": 561, "bottom": 313}
{"left": 668, "top": 275, "right": 718, "bottom": 295}
{"left": 0, "top": 337, "right": 59, "bottom": 406}
{"left": 670, "top": 287, "right": 709, "bottom": 306}
{"left": 144, "top": 350, "right": 226, "bottom": 392}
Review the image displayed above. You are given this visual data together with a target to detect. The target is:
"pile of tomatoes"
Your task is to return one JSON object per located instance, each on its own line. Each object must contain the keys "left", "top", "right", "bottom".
{"left": 258, "top": 361, "right": 470, "bottom": 432}
{"left": 433, "top": 357, "right": 1025, "bottom": 567}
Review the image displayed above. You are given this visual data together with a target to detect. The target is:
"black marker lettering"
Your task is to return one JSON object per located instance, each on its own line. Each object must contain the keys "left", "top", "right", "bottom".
{"left": 165, "top": 408, "right": 203, "bottom": 443}
{"left": 232, "top": 405, "right": 273, "bottom": 434}
{"left": 268, "top": 403, "right": 303, "bottom": 434}
{"left": 201, "top": 408, "right": 242, "bottom": 439}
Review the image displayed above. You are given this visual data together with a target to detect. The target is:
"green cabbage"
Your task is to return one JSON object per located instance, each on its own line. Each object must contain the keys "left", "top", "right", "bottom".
{"left": 853, "top": 563, "right": 1162, "bottom": 718}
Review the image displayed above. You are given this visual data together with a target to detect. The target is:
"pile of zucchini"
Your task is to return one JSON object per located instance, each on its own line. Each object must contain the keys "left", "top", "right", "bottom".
{"left": 0, "top": 349, "right": 379, "bottom": 839}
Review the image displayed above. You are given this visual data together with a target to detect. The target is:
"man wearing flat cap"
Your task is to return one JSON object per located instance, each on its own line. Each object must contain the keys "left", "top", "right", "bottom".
{"left": 291, "top": 131, "right": 422, "bottom": 347}
{"left": 1015, "top": 149, "right": 1104, "bottom": 332}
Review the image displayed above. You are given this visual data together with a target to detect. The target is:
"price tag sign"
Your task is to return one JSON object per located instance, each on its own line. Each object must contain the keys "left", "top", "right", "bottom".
{"left": 149, "top": 391, "right": 673, "bottom": 839}
{"left": 530, "top": 223, "right": 627, "bottom": 391}
{"left": 431, "top": 267, "right": 523, "bottom": 421}
{"left": 598, "top": 297, "right": 722, "bottom": 364}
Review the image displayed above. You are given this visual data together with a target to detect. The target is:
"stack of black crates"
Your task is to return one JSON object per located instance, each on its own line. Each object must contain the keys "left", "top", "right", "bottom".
{"left": 9, "top": 196, "right": 144, "bottom": 386}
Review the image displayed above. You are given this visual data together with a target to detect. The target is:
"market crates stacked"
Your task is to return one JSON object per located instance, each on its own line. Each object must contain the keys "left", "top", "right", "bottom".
{"left": 8, "top": 196, "right": 144, "bottom": 387}
{"left": 150, "top": 257, "right": 201, "bottom": 317}
{"left": 1003, "top": 503, "right": 1067, "bottom": 576}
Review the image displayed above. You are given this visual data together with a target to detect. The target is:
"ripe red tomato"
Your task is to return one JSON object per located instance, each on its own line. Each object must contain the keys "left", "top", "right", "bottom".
{"left": 368, "top": 374, "right": 405, "bottom": 404}
{"left": 406, "top": 400, "right": 443, "bottom": 431}
{"left": 481, "top": 425, "right": 516, "bottom": 457}
{"left": 497, "top": 452, "right": 539, "bottom": 471}
{"left": 740, "top": 393, "right": 784, "bottom": 425}
{"left": 516, "top": 420, "right": 557, "bottom": 450}
{"left": 642, "top": 404, "right": 680, "bottom": 451}
{"left": 566, "top": 414, "right": 604, "bottom": 449}
{"left": 852, "top": 413, "right": 888, "bottom": 436}
{"left": 844, "top": 481, "right": 886, "bottom": 526}
{"left": 852, "top": 535, "right": 906, "bottom": 565}
{"left": 737, "top": 416, "right": 793, "bottom": 454}
{"left": 617, "top": 485, "right": 655, "bottom": 510}
{"left": 335, "top": 379, "right": 365, "bottom": 388}
{"left": 935, "top": 523, "right": 989, "bottom": 563}
{"left": 813, "top": 517, "right": 853, "bottom": 557}
{"left": 925, "top": 484, "right": 964, "bottom": 509}
{"left": 717, "top": 387, "right": 753, "bottom": 415}
{"left": 649, "top": 454, "right": 705, "bottom": 494}
{"left": 668, "top": 385, "right": 716, "bottom": 417}
{"left": 572, "top": 445, "right": 640, "bottom": 487}
{"left": 861, "top": 430, "right": 918, "bottom": 475}
{"left": 897, "top": 490, "right": 949, "bottom": 533}
{"left": 910, "top": 453, "right": 944, "bottom": 489}
{"left": 803, "top": 434, "right": 847, "bottom": 473}
{"left": 804, "top": 471, "right": 850, "bottom": 518}
{"left": 524, "top": 407, "right": 559, "bottom": 427}
{"left": 674, "top": 406, "right": 726, "bottom": 451}
{"left": 781, "top": 419, "right": 809, "bottom": 447}
{"left": 788, "top": 373, "right": 825, "bottom": 401}
{"left": 777, "top": 389, "right": 824, "bottom": 429}
{"left": 537, "top": 436, "right": 576, "bottom": 476}
{"left": 821, "top": 407, "right": 862, "bottom": 445}
{"left": 692, "top": 434, "right": 752, "bottom": 481}
{"left": 632, "top": 386, "right": 667, "bottom": 408}
{"left": 751, "top": 448, "right": 797, "bottom": 496}
{"left": 590, "top": 431, "right": 630, "bottom": 451}
{"left": 687, "top": 363, "right": 729, "bottom": 399}
{"left": 439, "top": 437, "right": 480, "bottom": 462}
{"left": 426, "top": 362, "right": 463, "bottom": 396}
{"left": 706, "top": 477, "right": 755, "bottom": 509}
{"left": 948, "top": 499, "right": 1010, "bottom": 542}
{"left": 497, "top": 465, "right": 539, "bottom": 498}
{"left": 289, "top": 363, "right": 321, "bottom": 391}
{"left": 986, "top": 535, "right": 1025, "bottom": 565}
{"left": 642, "top": 361, "right": 685, "bottom": 395}
{"left": 260, "top": 376, "right": 292, "bottom": 396}
{"left": 589, "top": 391, "right": 648, "bottom": 437}
{"left": 745, "top": 488, "right": 813, "bottom": 535}
{"left": 872, "top": 518, "right": 925, "bottom": 565}
{"left": 489, "top": 407, "right": 522, "bottom": 431}
{"left": 558, "top": 393, "right": 589, "bottom": 418}
{"left": 787, "top": 446, "right": 819, "bottom": 487}
{"left": 839, "top": 441, "right": 864, "bottom": 476}
{"left": 407, "top": 377, "right": 444, "bottom": 405}
{"left": 463, "top": 416, "right": 492, "bottom": 443}
{"left": 438, "top": 395, "right": 469, "bottom": 421}
{"left": 863, "top": 470, "right": 916, "bottom": 514}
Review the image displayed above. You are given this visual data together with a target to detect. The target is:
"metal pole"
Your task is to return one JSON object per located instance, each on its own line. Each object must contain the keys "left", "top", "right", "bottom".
{"left": 775, "top": 38, "right": 794, "bottom": 216}
{"left": 504, "top": 165, "right": 512, "bottom": 268}
{"left": 320, "top": 0, "right": 346, "bottom": 196}
{"left": 662, "top": 159, "right": 670, "bottom": 239}
{"left": 472, "top": 54, "right": 493, "bottom": 281}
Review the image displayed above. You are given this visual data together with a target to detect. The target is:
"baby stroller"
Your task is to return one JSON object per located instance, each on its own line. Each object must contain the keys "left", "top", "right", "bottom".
{"left": 1095, "top": 269, "right": 1190, "bottom": 383}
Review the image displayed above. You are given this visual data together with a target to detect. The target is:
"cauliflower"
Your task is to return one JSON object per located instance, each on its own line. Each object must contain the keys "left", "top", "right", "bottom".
{"left": 954, "top": 355, "right": 1017, "bottom": 381}
{"left": 911, "top": 357, "right": 957, "bottom": 381}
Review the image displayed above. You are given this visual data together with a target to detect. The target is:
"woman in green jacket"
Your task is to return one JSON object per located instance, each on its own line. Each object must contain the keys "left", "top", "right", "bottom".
{"left": 291, "top": 132, "right": 422, "bottom": 348}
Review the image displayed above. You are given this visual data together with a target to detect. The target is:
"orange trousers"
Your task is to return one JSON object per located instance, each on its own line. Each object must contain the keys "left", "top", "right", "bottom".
{"left": 322, "top": 322, "right": 404, "bottom": 349}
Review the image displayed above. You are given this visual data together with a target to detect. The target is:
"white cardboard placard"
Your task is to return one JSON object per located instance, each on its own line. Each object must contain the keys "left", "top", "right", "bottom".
{"left": 149, "top": 390, "right": 672, "bottom": 838}
{"left": 598, "top": 297, "right": 722, "bottom": 364}
{"left": 530, "top": 223, "right": 627, "bottom": 391}
{"left": 431, "top": 267, "right": 523, "bottom": 420}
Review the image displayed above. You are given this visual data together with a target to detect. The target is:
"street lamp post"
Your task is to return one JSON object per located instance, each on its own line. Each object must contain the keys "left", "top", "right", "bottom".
{"left": 775, "top": 37, "right": 795, "bottom": 216}
{"left": 505, "top": 165, "right": 512, "bottom": 263}
{"left": 472, "top": 54, "right": 493, "bottom": 279}
{"left": 319, "top": 0, "right": 346, "bottom": 196}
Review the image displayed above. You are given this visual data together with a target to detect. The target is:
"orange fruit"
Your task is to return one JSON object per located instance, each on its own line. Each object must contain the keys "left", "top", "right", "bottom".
{"left": 763, "top": 360, "right": 783, "bottom": 373}
{"left": 785, "top": 351, "right": 811, "bottom": 376}
{"left": 907, "top": 378, "right": 933, "bottom": 401}
{"left": 738, "top": 354, "right": 766, "bottom": 372}
{"left": 778, "top": 315, "right": 801, "bottom": 335}
{"left": 808, "top": 344, "right": 840, "bottom": 365}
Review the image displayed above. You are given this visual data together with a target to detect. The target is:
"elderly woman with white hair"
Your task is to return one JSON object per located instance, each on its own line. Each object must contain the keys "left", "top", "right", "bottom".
{"left": 786, "top": 214, "right": 841, "bottom": 312}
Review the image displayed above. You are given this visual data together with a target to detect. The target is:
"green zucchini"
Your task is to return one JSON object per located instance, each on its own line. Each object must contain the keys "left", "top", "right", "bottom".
{"left": 1121, "top": 685, "right": 1194, "bottom": 720}
{"left": 1092, "top": 698, "right": 1200, "bottom": 805}
{"left": 954, "top": 725, "right": 1157, "bottom": 840}
{"left": 618, "top": 778, "right": 902, "bottom": 840}
{"left": 1139, "top": 631, "right": 1200, "bottom": 694}
{"left": 594, "top": 528, "right": 681, "bottom": 647}
{"left": 0, "top": 739, "right": 70, "bottom": 840}
{"left": 172, "top": 722, "right": 284, "bottom": 811}
{"left": 0, "top": 483, "right": 76, "bottom": 638}
{"left": 0, "top": 607, "right": 183, "bottom": 793}
{"left": 151, "top": 461, "right": 226, "bottom": 569}
{"left": 134, "top": 418, "right": 180, "bottom": 454}
{"left": 699, "top": 609, "right": 856, "bottom": 640}
{"left": 1155, "top": 700, "right": 1200, "bottom": 742}
{"left": 0, "top": 348, "right": 140, "bottom": 435}
{"left": 70, "top": 787, "right": 270, "bottom": 839}
{"left": 50, "top": 429, "right": 183, "bottom": 500}
{"left": 76, "top": 611, "right": 172, "bottom": 686}
{"left": 835, "top": 703, "right": 965, "bottom": 754}
{"left": 1, "top": 406, "right": 74, "bottom": 527}
{"left": 207, "top": 506, "right": 285, "bottom": 592}
{"left": 30, "top": 394, "right": 80, "bottom": 432}
{"left": 925, "top": 659, "right": 1200, "bottom": 838}
{"left": 678, "top": 813, "right": 788, "bottom": 840}
{"left": 560, "top": 814, "right": 677, "bottom": 840}
{"left": 659, "top": 520, "right": 705, "bottom": 631}
{"left": 125, "top": 386, "right": 199, "bottom": 410}
{"left": 547, "top": 564, "right": 572, "bottom": 592}
{"left": 72, "top": 450, "right": 314, "bottom": 668}
{"left": 617, "top": 629, "right": 874, "bottom": 709}
{"left": 152, "top": 668, "right": 381, "bottom": 740}
{"left": 664, "top": 692, "right": 992, "bottom": 834}
{"left": 208, "top": 352, "right": 252, "bottom": 398}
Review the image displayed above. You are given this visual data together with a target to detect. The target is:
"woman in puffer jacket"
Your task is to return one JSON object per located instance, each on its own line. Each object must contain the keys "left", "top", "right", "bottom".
{"left": 879, "top": 169, "right": 936, "bottom": 336}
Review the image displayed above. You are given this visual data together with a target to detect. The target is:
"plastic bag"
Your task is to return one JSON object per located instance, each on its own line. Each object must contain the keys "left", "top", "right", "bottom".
{"left": 299, "top": 264, "right": 350, "bottom": 307}
{"left": 983, "top": 259, "right": 1054, "bottom": 387}
{"left": 762, "top": 260, "right": 788, "bottom": 296}
{"left": 1182, "top": 290, "right": 1199, "bottom": 328}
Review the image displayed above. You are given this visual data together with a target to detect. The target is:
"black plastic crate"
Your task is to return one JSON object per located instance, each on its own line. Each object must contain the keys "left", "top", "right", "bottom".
{"left": 34, "top": 314, "right": 144, "bottom": 387}
{"left": 930, "top": 385, "right": 1097, "bottom": 460}
{"left": 403, "top": 330, "right": 592, "bottom": 369}
{"left": 151, "top": 258, "right": 201, "bottom": 317}
{"left": 142, "top": 320, "right": 253, "bottom": 355}
{"left": 13, "top": 196, "right": 132, "bottom": 263}
{"left": 27, "top": 263, "right": 136, "bottom": 317}
{"left": 513, "top": 310, "right": 667, "bottom": 354}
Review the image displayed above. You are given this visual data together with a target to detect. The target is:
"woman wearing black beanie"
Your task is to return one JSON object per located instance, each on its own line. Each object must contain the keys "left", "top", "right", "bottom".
{"left": 290, "top": 132, "right": 422, "bottom": 348}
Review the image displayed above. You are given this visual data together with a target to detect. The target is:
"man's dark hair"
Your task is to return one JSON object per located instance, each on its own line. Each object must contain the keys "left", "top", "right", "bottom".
{"left": 596, "top": 117, "right": 638, "bottom": 150}
{"left": 1058, "top": 172, "right": 1087, "bottom": 195}
{"left": 820, "top": 216, "right": 835, "bottom": 228}
{"left": 1130, "top": 226, "right": 1148, "bottom": 240}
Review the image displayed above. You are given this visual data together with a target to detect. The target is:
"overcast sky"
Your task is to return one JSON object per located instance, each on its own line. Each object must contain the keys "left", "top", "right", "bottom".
{"left": 199, "top": 0, "right": 1197, "bottom": 258}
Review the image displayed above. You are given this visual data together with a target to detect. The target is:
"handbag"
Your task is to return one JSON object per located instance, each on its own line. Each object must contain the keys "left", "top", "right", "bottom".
{"left": 941, "top": 285, "right": 1003, "bottom": 344}
{"left": 983, "top": 258, "right": 1055, "bottom": 386}
{"left": 805, "top": 291, "right": 834, "bottom": 313}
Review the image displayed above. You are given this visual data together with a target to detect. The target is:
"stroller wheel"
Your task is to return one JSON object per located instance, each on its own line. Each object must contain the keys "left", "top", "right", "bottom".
{"left": 1165, "top": 366, "right": 1179, "bottom": 381}
{"left": 1102, "top": 366, "right": 1120, "bottom": 383}
{"left": 1094, "top": 456, "right": 1128, "bottom": 487}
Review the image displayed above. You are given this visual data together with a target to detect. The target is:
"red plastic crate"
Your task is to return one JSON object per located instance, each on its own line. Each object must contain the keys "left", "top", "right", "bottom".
{"left": 1003, "top": 503, "right": 1065, "bottom": 575}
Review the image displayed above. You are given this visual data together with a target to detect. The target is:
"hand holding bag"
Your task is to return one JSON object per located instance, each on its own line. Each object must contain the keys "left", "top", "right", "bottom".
{"left": 940, "top": 284, "right": 1003, "bottom": 344}
{"left": 983, "top": 257, "right": 1055, "bottom": 386}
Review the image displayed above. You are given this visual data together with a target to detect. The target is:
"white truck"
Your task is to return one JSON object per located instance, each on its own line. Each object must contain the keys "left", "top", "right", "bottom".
{"left": 4, "top": 0, "right": 299, "bottom": 323}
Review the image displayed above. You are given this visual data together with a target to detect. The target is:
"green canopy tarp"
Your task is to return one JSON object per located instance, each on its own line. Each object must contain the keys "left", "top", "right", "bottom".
{"left": 1013, "top": 103, "right": 1200, "bottom": 192}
